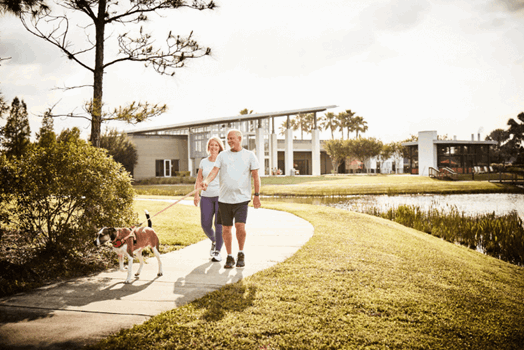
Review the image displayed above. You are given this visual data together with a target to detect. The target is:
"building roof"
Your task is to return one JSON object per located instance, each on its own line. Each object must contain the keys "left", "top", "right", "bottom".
{"left": 126, "top": 105, "right": 338, "bottom": 135}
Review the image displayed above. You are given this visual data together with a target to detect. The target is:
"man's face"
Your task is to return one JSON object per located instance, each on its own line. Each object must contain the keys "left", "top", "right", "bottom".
{"left": 227, "top": 131, "right": 242, "bottom": 151}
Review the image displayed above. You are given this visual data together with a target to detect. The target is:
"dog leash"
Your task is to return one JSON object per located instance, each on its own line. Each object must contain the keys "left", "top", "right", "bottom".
{"left": 115, "top": 189, "right": 199, "bottom": 246}
{"left": 136, "top": 189, "right": 199, "bottom": 227}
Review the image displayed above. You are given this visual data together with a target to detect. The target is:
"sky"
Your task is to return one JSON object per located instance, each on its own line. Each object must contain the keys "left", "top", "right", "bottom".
{"left": 1, "top": 0, "right": 524, "bottom": 143}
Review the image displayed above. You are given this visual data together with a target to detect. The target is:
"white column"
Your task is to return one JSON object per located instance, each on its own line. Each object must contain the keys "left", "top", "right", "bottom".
{"left": 270, "top": 133, "right": 278, "bottom": 174}
{"left": 418, "top": 130, "right": 437, "bottom": 176}
{"left": 187, "top": 129, "right": 194, "bottom": 176}
{"left": 312, "top": 128, "right": 321, "bottom": 176}
{"left": 256, "top": 125, "right": 266, "bottom": 176}
{"left": 285, "top": 128, "right": 294, "bottom": 176}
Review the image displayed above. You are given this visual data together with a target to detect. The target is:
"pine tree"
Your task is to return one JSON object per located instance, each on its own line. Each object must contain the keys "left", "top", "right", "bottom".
{"left": 36, "top": 108, "right": 56, "bottom": 147}
{"left": 2, "top": 97, "right": 31, "bottom": 158}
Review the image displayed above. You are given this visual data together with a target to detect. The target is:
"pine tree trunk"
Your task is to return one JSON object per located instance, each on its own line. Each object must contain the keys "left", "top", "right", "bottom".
{"left": 90, "top": 0, "right": 106, "bottom": 148}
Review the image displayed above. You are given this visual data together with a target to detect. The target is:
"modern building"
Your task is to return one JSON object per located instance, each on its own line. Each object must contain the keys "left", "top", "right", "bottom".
{"left": 402, "top": 131, "right": 497, "bottom": 176}
{"left": 126, "top": 105, "right": 337, "bottom": 180}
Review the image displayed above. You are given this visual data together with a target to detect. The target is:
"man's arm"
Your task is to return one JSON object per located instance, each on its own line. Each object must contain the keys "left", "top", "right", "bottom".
{"left": 251, "top": 169, "right": 261, "bottom": 209}
{"left": 201, "top": 166, "right": 219, "bottom": 191}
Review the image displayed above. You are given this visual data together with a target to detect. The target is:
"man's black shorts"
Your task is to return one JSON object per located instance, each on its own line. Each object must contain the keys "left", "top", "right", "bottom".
{"left": 217, "top": 201, "right": 250, "bottom": 226}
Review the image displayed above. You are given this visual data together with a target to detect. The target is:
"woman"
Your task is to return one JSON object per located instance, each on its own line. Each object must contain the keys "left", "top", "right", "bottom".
{"left": 194, "top": 136, "right": 225, "bottom": 262}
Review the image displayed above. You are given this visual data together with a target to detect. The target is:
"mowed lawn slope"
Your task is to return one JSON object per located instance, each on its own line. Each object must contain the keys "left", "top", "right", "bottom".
{"left": 89, "top": 202, "right": 524, "bottom": 350}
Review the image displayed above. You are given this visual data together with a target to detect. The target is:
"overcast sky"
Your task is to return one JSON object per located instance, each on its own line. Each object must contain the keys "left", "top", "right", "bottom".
{"left": 1, "top": 0, "right": 524, "bottom": 143}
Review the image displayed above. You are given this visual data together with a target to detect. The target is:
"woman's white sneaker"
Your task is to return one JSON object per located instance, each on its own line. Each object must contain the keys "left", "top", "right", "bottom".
{"left": 212, "top": 250, "right": 222, "bottom": 262}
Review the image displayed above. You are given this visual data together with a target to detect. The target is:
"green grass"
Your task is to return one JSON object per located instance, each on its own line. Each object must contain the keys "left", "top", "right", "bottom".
{"left": 88, "top": 202, "right": 524, "bottom": 350}
{"left": 133, "top": 199, "right": 204, "bottom": 253}
{"left": 133, "top": 174, "right": 522, "bottom": 197}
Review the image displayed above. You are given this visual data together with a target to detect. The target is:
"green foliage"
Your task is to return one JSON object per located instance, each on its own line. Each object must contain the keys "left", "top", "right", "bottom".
{"left": 100, "top": 128, "right": 138, "bottom": 174}
{"left": 0, "top": 128, "right": 136, "bottom": 254}
{"left": 35, "top": 108, "right": 56, "bottom": 147}
{"left": 363, "top": 204, "right": 524, "bottom": 266}
{"left": 1, "top": 97, "right": 31, "bottom": 159}
{"left": 322, "top": 139, "right": 348, "bottom": 173}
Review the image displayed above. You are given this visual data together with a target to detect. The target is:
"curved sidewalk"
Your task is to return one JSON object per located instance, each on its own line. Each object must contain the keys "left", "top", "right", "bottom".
{"left": 0, "top": 206, "right": 313, "bottom": 350}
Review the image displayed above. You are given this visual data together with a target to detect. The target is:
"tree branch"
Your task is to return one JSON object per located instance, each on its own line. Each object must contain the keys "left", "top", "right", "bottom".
{"left": 20, "top": 12, "right": 95, "bottom": 73}
{"left": 105, "top": 29, "right": 210, "bottom": 75}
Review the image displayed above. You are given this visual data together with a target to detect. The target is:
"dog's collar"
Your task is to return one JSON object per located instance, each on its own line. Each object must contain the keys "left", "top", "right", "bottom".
{"left": 112, "top": 228, "right": 137, "bottom": 247}
{"left": 112, "top": 238, "right": 126, "bottom": 248}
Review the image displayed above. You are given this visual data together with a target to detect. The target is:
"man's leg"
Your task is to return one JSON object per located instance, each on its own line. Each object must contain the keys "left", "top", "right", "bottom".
{"left": 235, "top": 222, "right": 246, "bottom": 251}
{"left": 222, "top": 225, "right": 234, "bottom": 255}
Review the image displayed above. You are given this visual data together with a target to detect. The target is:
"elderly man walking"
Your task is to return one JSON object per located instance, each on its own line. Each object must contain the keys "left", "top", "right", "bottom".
{"left": 201, "top": 129, "right": 261, "bottom": 268}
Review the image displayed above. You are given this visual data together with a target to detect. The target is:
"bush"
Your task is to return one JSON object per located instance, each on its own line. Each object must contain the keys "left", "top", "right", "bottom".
{"left": 0, "top": 132, "right": 136, "bottom": 255}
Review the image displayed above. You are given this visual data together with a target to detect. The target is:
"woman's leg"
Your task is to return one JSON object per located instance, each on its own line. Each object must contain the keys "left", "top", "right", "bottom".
{"left": 200, "top": 196, "right": 216, "bottom": 242}
{"left": 212, "top": 197, "right": 223, "bottom": 251}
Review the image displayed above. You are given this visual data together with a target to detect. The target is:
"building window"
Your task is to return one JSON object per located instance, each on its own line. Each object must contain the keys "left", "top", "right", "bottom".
{"left": 156, "top": 159, "right": 179, "bottom": 177}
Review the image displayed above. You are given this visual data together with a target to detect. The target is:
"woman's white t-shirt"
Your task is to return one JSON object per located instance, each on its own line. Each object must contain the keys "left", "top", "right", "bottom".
{"left": 199, "top": 157, "right": 220, "bottom": 197}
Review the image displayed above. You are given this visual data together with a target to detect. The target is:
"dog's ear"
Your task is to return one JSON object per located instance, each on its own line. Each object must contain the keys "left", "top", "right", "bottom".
{"left": 108, "top": 228, "right": 117, "bottom": 241}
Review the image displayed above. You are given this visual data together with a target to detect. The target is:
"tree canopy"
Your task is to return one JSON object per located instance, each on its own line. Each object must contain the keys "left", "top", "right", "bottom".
{"left": 5, "top": 0, "right": 215, "bottom": 147}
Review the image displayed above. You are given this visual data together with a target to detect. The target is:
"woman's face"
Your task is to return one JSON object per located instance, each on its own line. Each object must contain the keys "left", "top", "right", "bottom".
{"left": 208, "top": 140, "right": 221, "bottom": 156}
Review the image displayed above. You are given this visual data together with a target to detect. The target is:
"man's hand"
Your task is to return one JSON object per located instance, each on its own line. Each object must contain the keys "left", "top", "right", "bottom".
{"left": 253, "top": 196, "right": 261, "bottom": 209}
{"left": 201, "top": 180, "right": 209, "bottom": 191}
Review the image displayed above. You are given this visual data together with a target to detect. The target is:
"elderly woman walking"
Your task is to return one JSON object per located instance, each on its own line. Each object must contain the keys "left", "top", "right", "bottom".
{"left": 194, "top": 136, "right": 225, "bottom": 261}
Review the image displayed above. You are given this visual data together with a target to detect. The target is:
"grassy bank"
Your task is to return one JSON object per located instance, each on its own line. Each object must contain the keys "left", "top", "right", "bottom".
{"left": 133, "top": 174, "right": 522, "bottom": 197}
{"left": 88, "top": 202, "right": 524, "bottom": 350}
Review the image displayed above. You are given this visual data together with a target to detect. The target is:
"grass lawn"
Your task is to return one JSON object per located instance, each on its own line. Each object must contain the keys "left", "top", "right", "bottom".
{"left": 133, "top": 174, "right": 522, "bottom": 197}
{"left": 88, "top": 200, "right": 524, "bottom": 350}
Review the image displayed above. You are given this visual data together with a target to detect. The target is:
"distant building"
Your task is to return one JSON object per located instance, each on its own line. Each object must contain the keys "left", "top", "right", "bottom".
{"left": 126, "top": 106, "right": 337, "bottom": 180}
{"left": 402, "top": 131, "right": 497, "bottom": 176}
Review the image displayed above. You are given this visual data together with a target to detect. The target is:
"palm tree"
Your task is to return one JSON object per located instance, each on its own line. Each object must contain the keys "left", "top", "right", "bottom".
{"left": 353, "top": 116, "right": 368, "bottom": 138}
{"left": 337, "top": 109, "right": 356, "bottom": 139}
{"left": 320, "top": 112, "right": 339, "bottom": 139}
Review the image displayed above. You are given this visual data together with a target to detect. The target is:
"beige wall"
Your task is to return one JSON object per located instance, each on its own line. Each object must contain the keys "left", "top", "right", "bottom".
{"left": 129, "top": 135, "right": 188, "bottom": 180}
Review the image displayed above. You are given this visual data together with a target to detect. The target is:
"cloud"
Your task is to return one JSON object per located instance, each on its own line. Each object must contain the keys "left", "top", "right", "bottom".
{"left": 365, "top": 0, "right": 432, "bottom": 32}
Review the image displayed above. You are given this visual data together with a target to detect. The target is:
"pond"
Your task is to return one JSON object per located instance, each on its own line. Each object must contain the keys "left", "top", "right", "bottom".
{"left": 267, "top": 193, "right": 524, "bottom": 219}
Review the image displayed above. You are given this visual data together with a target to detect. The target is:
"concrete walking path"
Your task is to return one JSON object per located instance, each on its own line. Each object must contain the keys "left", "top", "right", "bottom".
{"left": 0, "top": 205, "right": 313, "bottom": 350}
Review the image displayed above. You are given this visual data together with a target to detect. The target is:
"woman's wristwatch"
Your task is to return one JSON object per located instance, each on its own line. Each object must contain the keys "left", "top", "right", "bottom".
{"left": 254, "top": 193, "right": 260, "bottom": 196}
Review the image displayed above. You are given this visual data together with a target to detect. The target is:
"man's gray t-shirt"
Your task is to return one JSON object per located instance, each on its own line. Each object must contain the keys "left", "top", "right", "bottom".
{"left": 214, "top": 148, "right": 259, "bottom": 204}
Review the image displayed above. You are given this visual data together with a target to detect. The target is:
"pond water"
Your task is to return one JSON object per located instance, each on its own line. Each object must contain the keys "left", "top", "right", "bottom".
{"left": 267, "top": 193, "right": 524, "bottom": 219}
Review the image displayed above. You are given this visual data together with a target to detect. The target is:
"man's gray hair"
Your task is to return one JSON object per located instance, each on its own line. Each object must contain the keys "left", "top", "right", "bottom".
{"left": 228, "top": 129, "right": 243, "bottom": 141}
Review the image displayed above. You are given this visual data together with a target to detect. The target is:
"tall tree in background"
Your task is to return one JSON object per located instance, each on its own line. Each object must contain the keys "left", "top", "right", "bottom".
{"left": 4, "top": 0, "right": 215, "bottom": 147}
{"left": 507, "top": 112, "right": 524, "bottom": 163}
{"left": 337, "top": 109, "right": 355, "bottom": 139}
{"left": 294, "top": 113, "right": 313, "bottom": 139}
{"left": 320, "top": 112, "right": 339, "bottom": 139}
{"left": 323, "top": 139, "right": 348, "bottom": 174}
{"left": 1, "top": 97, "right": 31, "bottom": 158}
{"left": 353, "top": 115, "right": 368, "bottom": 138}
{"left": 278, "top": 113, "right": 313, "bottom": 139}
{"left": 100, "top": 128, "right": 138, "bottom": 174}
{"left": 486, "top": 128, "right": 511, "bottom": 166}
{"left": 347, "top": 137, "right": 383, "bottom": 173}
{"left": 36, "top": 108, "right": 56, "bottom": 147}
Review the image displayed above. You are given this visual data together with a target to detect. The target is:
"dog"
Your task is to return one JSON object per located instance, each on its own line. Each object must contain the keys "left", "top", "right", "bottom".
{"left": 94, "top": 210, "right": 163, "bottom": 284}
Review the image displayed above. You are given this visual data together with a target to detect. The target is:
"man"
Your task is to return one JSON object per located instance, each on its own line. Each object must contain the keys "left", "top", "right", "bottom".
{"left": 201, "top": 129, "right": 261, "bottom": 268}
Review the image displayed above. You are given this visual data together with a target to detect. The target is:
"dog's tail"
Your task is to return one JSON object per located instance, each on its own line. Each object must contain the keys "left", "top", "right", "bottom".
{"left": 145, "top": 209, "right": 152, "bottom": 228}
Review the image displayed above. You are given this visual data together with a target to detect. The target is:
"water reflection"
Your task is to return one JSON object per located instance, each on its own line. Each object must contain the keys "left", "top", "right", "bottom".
{"left": 267, "top": 193, "right": 524, "bottom": 219}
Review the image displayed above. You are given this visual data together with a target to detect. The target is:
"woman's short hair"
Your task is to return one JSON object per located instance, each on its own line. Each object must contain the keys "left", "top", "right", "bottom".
{"left": 206, "top": 136, "right": 225, "bottom": 155}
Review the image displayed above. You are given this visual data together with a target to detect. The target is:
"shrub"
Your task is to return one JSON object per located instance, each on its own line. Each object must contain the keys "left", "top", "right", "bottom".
{"left": 0, "top": 131, "right": 136, "bottom": 255}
